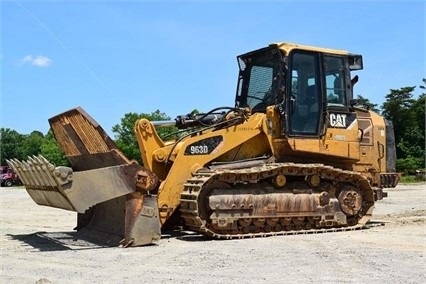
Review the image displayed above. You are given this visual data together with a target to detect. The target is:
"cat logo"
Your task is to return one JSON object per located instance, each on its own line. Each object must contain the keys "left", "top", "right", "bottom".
{"left": 329, "top": 113, "right": 347, "bottom": 128}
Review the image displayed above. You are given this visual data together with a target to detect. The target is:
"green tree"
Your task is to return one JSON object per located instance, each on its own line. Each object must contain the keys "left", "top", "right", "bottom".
{"left": 20, "top": 131, "right": 45, "bottom": 159}
{"left": 381, "top": 83, "right": 425, "bottom": 174}
{"left": 112, "top": 110, "right": 177, "bottom": 164}
{"left": 355, "top": 95, "right": 380, "bottom": 113}
{"left": 0, "top": 127, "right": 69, "bottom": 167}
{"left": 413, "top": 79, "right": 426, "bottom": 139}
{"left": 39, "top": 130, "right": 69, "bottom": 167}
{"left": 0, "top": 128, "right": 24, "bottom": 165}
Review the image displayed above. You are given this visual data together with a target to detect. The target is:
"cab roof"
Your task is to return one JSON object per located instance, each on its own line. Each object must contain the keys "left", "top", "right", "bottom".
{"left": 272, "top": 42, "right": 351, "bottom": 56}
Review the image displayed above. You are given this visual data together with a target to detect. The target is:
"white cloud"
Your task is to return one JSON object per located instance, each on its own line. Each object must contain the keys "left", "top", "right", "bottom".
{"left": 20, "top": 55, "right": 52, "bottom": 67}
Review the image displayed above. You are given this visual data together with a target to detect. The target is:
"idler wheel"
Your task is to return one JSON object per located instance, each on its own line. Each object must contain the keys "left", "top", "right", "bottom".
{"left": 338, "top": 186, "right": 362, "bottom": 216}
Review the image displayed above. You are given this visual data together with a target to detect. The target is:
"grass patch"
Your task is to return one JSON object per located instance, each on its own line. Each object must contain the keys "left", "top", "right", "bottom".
{"left": 401, "top": 174, "right": 426, "bottom": 183}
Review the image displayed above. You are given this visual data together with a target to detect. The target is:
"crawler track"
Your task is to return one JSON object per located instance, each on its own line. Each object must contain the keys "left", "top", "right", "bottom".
{"left": 180, "top": 163, "right": 376, "bottom": 239}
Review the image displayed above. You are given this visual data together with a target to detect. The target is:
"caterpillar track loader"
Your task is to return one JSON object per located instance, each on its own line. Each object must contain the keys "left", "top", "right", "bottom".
{"left": 8, "top": 42, "right": 400, "bottom": 247}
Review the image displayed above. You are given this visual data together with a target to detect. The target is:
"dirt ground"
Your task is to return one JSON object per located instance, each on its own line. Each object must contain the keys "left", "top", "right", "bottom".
{"left": 1, "top": 184, "right": 425, "bottom": 284}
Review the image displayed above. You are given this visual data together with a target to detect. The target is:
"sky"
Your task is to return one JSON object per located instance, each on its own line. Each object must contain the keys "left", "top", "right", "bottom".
{"left": 1, "top": 0, "right": 425, "bottom": 138}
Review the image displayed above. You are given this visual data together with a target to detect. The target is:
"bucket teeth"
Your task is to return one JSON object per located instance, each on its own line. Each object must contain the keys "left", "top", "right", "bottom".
{"left": 7, "top": 155, "right": 72, "bottom": 190}
{"left": 7, "top": 153, "right": 146, "bottom": 213}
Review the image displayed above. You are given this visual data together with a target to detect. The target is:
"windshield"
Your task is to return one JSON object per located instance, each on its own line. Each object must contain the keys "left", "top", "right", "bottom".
{"left": 235, "top": 47, "right": 282, "bottom": 112}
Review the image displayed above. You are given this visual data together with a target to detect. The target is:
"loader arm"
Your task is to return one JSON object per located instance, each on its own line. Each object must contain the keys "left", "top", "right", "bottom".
{"left": 134, "top": 111, "right": 275, "bottom": 225}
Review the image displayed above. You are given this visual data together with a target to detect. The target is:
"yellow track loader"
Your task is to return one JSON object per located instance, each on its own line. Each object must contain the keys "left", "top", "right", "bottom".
{"left": 8, "top": 42, "right": 400, "bottom": 247}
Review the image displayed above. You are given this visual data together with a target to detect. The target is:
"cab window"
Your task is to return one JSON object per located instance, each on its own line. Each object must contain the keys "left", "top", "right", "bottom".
{"left": 324, "top": 56, "right": 346, "bottom": 106}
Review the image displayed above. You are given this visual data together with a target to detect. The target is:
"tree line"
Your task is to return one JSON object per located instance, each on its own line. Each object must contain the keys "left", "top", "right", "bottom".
{"left": 1, "top": 81, "right": 424, "bottom": 176}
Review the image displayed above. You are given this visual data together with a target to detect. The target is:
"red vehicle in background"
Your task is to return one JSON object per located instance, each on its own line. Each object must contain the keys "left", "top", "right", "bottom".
{"left": 1, "top": 166, "right": 22, "bottom": 187}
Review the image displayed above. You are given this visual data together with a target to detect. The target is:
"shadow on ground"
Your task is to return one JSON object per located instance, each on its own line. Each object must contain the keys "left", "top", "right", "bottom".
{"left": 7, "top": 229, "right": 207, "bottom": 251}
{"left": 7, "top": 232, "right": 74, "bottom": 251}
{"left": 7, "top": 223, "right": 383, "bottom": 251}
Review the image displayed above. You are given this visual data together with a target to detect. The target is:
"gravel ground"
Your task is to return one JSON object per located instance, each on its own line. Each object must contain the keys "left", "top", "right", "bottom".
{"left": 1, "top": 184, "right": 425, "bottom": 284}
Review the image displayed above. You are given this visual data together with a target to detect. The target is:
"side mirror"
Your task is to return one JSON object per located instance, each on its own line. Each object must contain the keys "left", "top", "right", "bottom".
{"left": 349, "top": 55, "right": 363, "bottom": 70}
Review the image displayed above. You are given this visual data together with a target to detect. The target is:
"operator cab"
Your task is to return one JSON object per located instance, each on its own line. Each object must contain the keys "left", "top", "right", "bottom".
{"left": 235, "top": 43, "right": 363, "bottom": 138}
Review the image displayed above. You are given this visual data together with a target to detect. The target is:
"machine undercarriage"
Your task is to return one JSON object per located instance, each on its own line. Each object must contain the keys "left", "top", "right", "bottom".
{"left": 180, "top": 163, "right": 377, "bottom": 239}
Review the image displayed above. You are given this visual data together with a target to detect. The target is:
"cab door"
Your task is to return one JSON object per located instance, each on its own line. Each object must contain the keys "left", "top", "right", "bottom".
{"left": 287, "top": 51, "right": 323, "bottom": 137}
